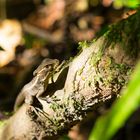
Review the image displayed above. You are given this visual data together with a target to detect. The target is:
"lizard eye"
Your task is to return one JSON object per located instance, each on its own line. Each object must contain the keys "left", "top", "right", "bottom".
{"left": 47, "top": 65, "right": 53, "bottom": 70}
{"left": 33, "top": 70, "right": 37, "bottom": 76}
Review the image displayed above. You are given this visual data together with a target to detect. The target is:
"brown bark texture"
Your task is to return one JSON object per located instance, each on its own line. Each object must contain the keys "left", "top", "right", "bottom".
{"left": 1, "top": 11, "right": 140, "bottom": 140}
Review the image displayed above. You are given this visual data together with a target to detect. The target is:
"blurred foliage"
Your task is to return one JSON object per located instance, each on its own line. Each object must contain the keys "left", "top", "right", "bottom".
{"left": 59, "top": 135, "right": 71, "bottom": 140}
{"left": 24, "top": 34, "right": 46, "bottom": 49}
{"left": 89, "top": 61, "right": 140, "bottom": 140}
{"left": 113, "top": 0, "right": 140, "bottom": 9}
{"left": 89, "top": 0, "right": 140, "bottom": 8}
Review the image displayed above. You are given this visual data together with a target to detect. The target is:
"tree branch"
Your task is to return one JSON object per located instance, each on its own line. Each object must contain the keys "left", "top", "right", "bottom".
{"left": 1, "top": 11, "right": 140, "bottom": 140}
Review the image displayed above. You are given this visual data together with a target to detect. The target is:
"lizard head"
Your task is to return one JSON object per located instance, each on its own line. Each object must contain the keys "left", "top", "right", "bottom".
{"left": 33, "top": 58, "right": 59, "bottom": 76}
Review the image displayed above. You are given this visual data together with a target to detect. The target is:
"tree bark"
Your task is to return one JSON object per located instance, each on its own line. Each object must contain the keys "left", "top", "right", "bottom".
{"left": 1, "top": 11, "right": 140, "bottom": 140}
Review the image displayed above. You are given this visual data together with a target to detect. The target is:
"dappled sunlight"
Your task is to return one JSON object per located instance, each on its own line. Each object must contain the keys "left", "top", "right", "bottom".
{"left": 0, "top": 0, "right": 140, "bottom": 140}
{"left": 0, "top": 20, "right": 22, "bottom": 67}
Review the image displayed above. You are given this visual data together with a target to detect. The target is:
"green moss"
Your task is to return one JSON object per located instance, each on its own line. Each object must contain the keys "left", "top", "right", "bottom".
{"left": 89, "top": 43, "right": 106, "bottom": 68}
{"left": 0, "top": 120, "right": 6, "bottom": 128}
{"left": 104, "top": 24, "right": 123, "bottom": 48}
{"left": 104, "top": 57, "right": 131, "bottom": 86}
{"left": 24, "top": 33, "right": 46, "bottom": 49}
{"left": 78, "top": 40, "right": 90, "bottom": 50}
{"left": 50, "top": 102, "right": 62, "bottom": 111}
{"left": 77, "top": 67, "right": 84, "bottom": 76}
{"left": 90, "top": 53, "right": 131, "bottom": 88}
{"left": 104, "top": 11, "right": 140, "bottom": 58}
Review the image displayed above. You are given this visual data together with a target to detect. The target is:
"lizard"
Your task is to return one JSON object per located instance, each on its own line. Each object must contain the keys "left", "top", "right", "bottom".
{"left": 14, "top": 58, "right": 61, "bottom": 111}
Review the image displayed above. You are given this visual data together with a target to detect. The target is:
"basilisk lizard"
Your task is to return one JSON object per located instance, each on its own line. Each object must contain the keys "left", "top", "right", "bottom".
{"left": 14, "top": 58, "right": 68, "bottom": 111}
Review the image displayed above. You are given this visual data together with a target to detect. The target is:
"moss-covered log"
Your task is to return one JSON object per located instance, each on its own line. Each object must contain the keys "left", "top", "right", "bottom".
{"left": 1, "top": 11, "right": 140, "bottom": 140}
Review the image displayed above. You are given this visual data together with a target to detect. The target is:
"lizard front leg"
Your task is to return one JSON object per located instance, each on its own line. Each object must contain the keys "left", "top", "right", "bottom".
{"left": 14, "top": 59, "right": 59, "bottom": 111}
{"left": 14, "top": 84, "right": 33, "bottom": 111}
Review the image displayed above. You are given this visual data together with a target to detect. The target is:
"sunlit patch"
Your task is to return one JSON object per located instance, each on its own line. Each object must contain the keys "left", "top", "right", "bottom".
{"left": 0, "top": 20, "right": 22, "bottom": 67}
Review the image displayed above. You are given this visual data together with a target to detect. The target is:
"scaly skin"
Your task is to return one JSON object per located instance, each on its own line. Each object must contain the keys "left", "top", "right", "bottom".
{"left": 14, "top": 58, "right": 59, "bottom": 111}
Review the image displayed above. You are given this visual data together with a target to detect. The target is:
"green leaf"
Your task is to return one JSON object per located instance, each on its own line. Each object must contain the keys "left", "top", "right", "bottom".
{"left": 89, "top": 61, "right": 140, "bottom": 140}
